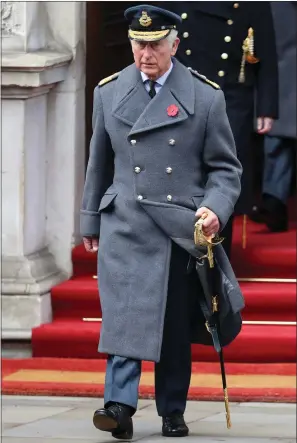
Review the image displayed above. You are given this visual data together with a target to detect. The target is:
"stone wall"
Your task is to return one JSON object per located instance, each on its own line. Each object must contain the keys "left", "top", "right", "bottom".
{"left": 1, "top": 1, "right": 86, "bottom": 336}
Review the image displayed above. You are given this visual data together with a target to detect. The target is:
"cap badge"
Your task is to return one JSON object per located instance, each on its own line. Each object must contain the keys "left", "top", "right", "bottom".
{"left": 139, "top": 11, "right": 152, "bottom": 27}
{"left": 167, "top": 104, "right": 179, "bottom": 117}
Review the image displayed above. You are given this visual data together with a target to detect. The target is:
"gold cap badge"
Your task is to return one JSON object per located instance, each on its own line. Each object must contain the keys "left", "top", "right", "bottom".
{"left": 139, "top": 11, "right": 152, "bottom": 27}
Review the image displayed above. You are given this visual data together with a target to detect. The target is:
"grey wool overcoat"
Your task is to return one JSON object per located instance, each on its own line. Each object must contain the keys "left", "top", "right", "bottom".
{"left": 80, "top": 58, "right": 244, "bottom": 362}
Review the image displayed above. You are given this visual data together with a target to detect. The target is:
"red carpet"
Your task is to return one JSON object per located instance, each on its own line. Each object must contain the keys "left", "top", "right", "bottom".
{"left": 32, "top": 216, "right": 296, "bottom": 363}
{"left": 232, "top": 217, "right": 296, "bottom": 279}
{"left": 2, "top": 358, "right": 296, "bottom": 402}
{"left": 32, "top": 320, "right": 296, "bottom": 362}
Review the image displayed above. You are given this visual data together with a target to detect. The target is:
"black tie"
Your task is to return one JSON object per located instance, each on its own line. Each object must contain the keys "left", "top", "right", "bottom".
{"left": 148, "top": 80, "right": 156, "bottom": 99}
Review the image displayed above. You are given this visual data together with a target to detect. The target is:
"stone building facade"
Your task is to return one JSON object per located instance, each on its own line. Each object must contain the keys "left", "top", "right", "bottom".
{"left": 2, "top": 1, "right": 87, "bottom": 338}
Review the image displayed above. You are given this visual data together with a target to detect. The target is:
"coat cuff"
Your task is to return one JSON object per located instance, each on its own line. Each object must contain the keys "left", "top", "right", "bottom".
{"left": 200, "top": 193, "right": 234, "bottom": 231}
{"left": 80, "top": 210, "right": 101, "bottom": 237}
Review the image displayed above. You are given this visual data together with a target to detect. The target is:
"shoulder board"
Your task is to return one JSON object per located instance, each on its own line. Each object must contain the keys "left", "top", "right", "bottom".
{"left": 188, "top": 68, "right": 220, "bottom": 90}
{"left": 98, "top": 72, "right": 120, "bottom": 87}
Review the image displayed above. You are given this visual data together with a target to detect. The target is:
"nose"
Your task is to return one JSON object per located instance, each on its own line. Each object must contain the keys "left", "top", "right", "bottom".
{"left": 143, "top": 44, "right": 153, "bottom": 58}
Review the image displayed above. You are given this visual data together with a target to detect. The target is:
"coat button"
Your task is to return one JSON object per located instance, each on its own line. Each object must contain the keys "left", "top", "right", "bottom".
{"left": 218, "top": 70, "right": 225, "bottom": 77}
{"left": 169, "top": 139, "right": 176, "bottom": 146}
{"left": 130, "top": 139, "right": 137, "bottom": 145}
{"left": 166, "top": 167, "right": 173, "bottom": 174}
{"left": 221, "top": 53, "right": 228, "bottom": 60}
{"left": 185, "top": 49, "right": 191, "bottom": 55}
{"left": 181, "top": 13, "right": 187, "bottom": 19}
{"left": 134, "top": 166, "right": 141, "bottom": 173}
{"left": 224, "top": 36, "right": 231, "bottom": 43}
{"left": 183, "top": 32, "right": 189, "bottom": 38}
{"left": 167, "top": 195, "right": 172, "bottom": 202}
{"left": 137, "top": 195, "right": 144, "bottom": 201}
{"left": 227, "top": 19, "right": 233, "bottom": 25}
{"left": 233, "top": 3, "right": 239, "bottom": 8}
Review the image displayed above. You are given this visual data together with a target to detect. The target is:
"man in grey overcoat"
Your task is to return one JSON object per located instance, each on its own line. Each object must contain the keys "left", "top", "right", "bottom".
{"left": 80, "top": 4, "right": 243, "bottom": 440}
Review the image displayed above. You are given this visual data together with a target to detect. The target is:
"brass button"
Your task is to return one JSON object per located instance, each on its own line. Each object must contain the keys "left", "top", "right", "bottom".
{"left": 134, "top": 167, "right": 141, "bottom": 173}
{"left": 185, "top": 49, "right": 191, "bottom": 55}
{"left": 183, "top": 32, "right": 189, "bottom": 38}
{"left": 218, "top": 71, "right": 225, "bottom": 77}
{"left": 169, "top": 139, "right": 176, "bottom": 146}
{"left": 181, "top": 13, "right": 187, "bottom": 20}
{"left": 167, "top": 195, "right": 172, "bottom": 202}
{"left": 233, "top": 3, "right": 239, "bottom": 8}
{"left": 221, "top": 53, "right": 228, "bottom": 60}
{"left": 137, "top": 195, "right": 143, "bottom": 201}
{"left": 166, "top": 167, "right": 173, "bottom": 174}
{"left": 224, "top": 36, "right": 231, "bottom": 43}
{"left": 130, "top": 139, "right": 136, "bottom": 145}
{"left": 227, "top": 19, "right": 233, "bottom": 25}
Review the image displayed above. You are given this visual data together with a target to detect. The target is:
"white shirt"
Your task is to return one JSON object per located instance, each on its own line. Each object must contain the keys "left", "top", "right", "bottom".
{"left": 141, "top": 61, "right": 173, "bottom": 95}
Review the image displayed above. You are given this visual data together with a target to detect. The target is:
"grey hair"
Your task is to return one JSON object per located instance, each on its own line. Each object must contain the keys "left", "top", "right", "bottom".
{"left": 166, "top": 29, "right": 178, "bottom": 47}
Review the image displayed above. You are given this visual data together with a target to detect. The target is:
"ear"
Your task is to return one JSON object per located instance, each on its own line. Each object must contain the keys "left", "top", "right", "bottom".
{"left": 171, "top": 38, "right": 180, "bottom": 56}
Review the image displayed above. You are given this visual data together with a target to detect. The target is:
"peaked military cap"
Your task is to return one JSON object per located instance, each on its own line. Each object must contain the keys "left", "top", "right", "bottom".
{"left": 124, "top": 4, "right": 181, "bottom": 42}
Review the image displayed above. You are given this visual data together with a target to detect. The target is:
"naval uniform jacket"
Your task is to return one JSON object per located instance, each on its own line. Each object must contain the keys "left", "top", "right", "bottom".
{"left": 159, "top": 1, "right": 279, "bottom": 213}
{"left": 80, "top": 59, "right": 244, "bottom": 362}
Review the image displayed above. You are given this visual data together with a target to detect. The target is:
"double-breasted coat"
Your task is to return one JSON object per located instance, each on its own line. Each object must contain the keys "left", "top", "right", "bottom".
{"left": 158, "top": 1, "right": 279, "bottom": 213}
{"left": 80, "top": 59, "right": 244, "bottom": 363}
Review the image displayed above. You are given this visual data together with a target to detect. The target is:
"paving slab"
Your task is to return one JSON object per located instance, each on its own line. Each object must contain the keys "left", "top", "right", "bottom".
{"left": 2, "top": 405, "right": 74, "bottom": 424}
{"left": 2, "top": 396, "right": 295, "bottom": 442}
{"left": 1, "top": 396, "right": 153, "bottom": 410}
{"left": 1, "top": 439, "right": 101, "bottom": 443}
{"left": 2, "top": 425, "right": 23, "bottom": 431}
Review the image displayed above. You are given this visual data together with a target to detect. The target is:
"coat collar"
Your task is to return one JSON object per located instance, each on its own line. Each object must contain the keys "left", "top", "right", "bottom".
{"left": 112, "top": 58, "right": 195, "bottom": 135}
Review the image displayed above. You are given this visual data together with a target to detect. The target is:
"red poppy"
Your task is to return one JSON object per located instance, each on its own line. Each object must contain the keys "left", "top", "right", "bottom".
{"left": 167, "top": 104, "right": 179, "bottom": 117}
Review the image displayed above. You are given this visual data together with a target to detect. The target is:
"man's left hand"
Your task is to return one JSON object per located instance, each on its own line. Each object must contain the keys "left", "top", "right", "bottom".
{"left": 257, "top": 117, "right": 274, "bottom": 134}
{"left": 195, "top": 207, "right": 220, "bottom": 237}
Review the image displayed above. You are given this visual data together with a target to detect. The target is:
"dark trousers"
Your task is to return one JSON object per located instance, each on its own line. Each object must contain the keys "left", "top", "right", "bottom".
{"left": 220, "top": 84, "right": 255, "bottom": 258}
{"left": 104, "top": 242, "right": 196, "bottom": 417}
{"left": 263, "top": 136, "right": 295, "bottom": 203}
{"left": 155, "top": 242, "right": 193, "bottom": 416}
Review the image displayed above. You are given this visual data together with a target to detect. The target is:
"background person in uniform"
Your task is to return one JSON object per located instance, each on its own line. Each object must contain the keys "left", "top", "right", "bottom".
{"left": 250, "top": 1, "right": 297, "bottom": 232}
{"left": 160, "top": 1, "right": 278, "bottom": 257}
{"left": 80, "top": 4, "right": 242, "bottom": 440}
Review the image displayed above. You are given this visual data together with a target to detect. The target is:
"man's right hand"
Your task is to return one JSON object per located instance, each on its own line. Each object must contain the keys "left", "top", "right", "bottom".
{"left": 83, "top": 236, "right": 99, "bottom": 253}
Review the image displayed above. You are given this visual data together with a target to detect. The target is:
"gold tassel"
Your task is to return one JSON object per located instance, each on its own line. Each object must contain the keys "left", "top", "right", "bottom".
{"left": 239, "top": 27, "right": 259, "bottom": 83}
{"left": 245, "top": 27, "right": 259, "bottom": 64}
{"left": 242, "top": 214, "right": 247, "bottom": 249}
{"left": 238, "top": 51, "right": 246, "bottom": 83}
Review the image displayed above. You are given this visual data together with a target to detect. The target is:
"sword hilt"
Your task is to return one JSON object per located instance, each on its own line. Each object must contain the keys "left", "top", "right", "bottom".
{"left": 194, "top": 212, "right": 223, "bottom": 268}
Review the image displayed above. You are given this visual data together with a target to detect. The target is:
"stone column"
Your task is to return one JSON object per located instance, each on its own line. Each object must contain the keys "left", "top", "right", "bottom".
{"left": 1, "top": 1, "right": 86, "bottom": 337}
{"left": 45, "top": 2, "right": 86, "bottom": 275}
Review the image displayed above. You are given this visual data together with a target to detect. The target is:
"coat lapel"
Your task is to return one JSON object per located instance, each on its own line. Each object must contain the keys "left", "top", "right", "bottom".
{"left": 112, "top": 64, "right": 151, "bottom": 127}
{"left": 112, "top": 60, "right": 195, "bottom": 135}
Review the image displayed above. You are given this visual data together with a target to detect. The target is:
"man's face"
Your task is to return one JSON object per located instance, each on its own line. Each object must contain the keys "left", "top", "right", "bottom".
{"left": 131, "top": 37, "right": 180, "bottom": 80}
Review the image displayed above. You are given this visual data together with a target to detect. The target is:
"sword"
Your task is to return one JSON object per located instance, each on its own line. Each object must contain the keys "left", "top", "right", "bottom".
{"left": 194, "top": 213, "right": 231, "bottom": 429}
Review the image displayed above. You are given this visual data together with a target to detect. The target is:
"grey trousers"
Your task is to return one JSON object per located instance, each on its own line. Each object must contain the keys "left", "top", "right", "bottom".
{"left": 263, "top": 136, "right": 295, "bottom": 203}
{"left": 103, "top": 242, "right": 195, "bottom": 417}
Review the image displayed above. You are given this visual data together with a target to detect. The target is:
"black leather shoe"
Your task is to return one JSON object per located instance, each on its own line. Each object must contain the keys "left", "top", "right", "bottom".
{"left": 93, "top": 403, "right": 133, "bottom": 440}
{"left": 250, "top": 194, "right": 288, "bottom": 232}
{"left": 162, "top": 415, "right": 189, "bottom": 437}
{"left": 250, "top": 203, "right": 268, "bottom": 224}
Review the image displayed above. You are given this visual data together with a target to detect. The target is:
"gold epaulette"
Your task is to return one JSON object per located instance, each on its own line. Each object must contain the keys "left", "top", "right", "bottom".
{"left": 188, "top": 68, "right": 220, "bottom": 89}
{"left": 98, "top": 72, "right": 120, "bottom": 87}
